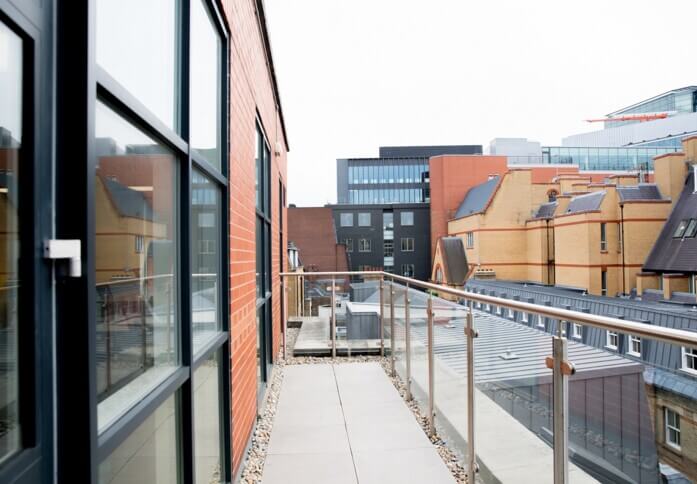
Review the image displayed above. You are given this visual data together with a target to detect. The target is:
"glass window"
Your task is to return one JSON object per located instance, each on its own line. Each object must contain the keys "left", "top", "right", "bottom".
{"left": 340, "top": 213, "right": 354, "bottom": 227}
{"left": 359, "top": 239, "right": 371, "bottom": 252}
{"left": 673, "top": 220, "right": 689, "bottom": 238}
{"left": 358, "top": 212, "right": 371, "bottom": 226}
{"left": 384, "top": 241, "right": 394, "bottom": 257}
{"left": 0, "top": 19, "right": 22, "bottom": 464}
{"left": 572, "top": 323, "right": 582, "bottom": 339}
{"left": 98, "top": 395, "right": 180, "bottom": 483}
{"left": 665, "top": 408, "right": 681, "bottom": 450}
{"left": 96, "top": 0, "right": 178, "bottom": 129}
{"left": 401, "top": 264, "right": 415, "bottom": 277}
{"left": 191, "top": 0, "right": 222, "bottom": 168}
{"left": 684, "top": 219, "right": 697, "bottom": 238}
{"left": 606, "top": 331, "right": 618, "bottom": 350}
{"left": 401, "top": 238, "right": 414, "bottom": 252}
{"left": 466, "top": 232, "right": 474, "bottom": 248}
{"left": 401, "top": 211, "right": 414, "bottom": 226}
{"left": 600, "top": 223, "right": 607, "bottom": 250}
{"left": 628, "top": 336, "right": 641, "bottom": 356}
{"left": 383, "top": 212, "right": 393, "bottom": 229}
{"left": 95, "top": 101, "right": 178, "bottom": 432}
{"left": 194, "top": 352, "right": 223, "bottom": 483}
{"left": 344, "top": 238, "right": 353, "bottom": 252}
{"left": 682, "top": 347, "right": 697, "bottom": 373}
{"left": 192, "top": 170, "right": 221, "bottom": 354}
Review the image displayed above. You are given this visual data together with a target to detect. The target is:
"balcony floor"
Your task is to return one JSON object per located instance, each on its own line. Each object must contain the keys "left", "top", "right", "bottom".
{"left": 261, "top": 362, "right": 456, "bottom": 484}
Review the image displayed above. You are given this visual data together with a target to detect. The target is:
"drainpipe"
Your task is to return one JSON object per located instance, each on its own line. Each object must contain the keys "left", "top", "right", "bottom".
{"left": 620, "top": 204, "right": 626, "bottom": 295}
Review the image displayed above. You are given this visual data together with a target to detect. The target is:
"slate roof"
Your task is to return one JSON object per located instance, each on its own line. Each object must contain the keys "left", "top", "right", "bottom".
{"left": 565, "top": 190, "right": 605, "bottom": 214}
{"left": 617, "top": 184, "right": 663, "bottom": 202}
{"left": 454, "top": 176, "right": 499, "bottom": 218}
{"left": 101, "top": 176, "right": 157, "bottom": 221}
{"left": 532, "top": 201, "right": 557, "bottom": 219}
{"left": 644, "top": 172, "right": 697, "bottom": 273}
{"left": 439, "top": 237, "right": 468, "bottom": 285}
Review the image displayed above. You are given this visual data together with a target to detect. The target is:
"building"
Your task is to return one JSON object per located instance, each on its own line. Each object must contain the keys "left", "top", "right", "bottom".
{"left": 332, "top": 203, "right": 430, "bottom": 279}
{"left": 563, "top": 87, "right": 697, "bottom": 148}
{"left": 287, "top": 206, "right": 349, "bottom": 273}
{"left": 0, "top": 1, "right": 288, "bottom": 483}
{"left": 464, "top": 278, "right": 697, "bottom": 481}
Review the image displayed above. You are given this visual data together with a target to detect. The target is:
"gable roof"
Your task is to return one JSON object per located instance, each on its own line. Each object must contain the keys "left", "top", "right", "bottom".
{"left": 101, "top": 176, "right": 157, "bottom": 221}
{"left": 454, "top": 175, "right": 500, "bottom": 218}
{"left": 644, "top": 172, "right": 697, "bottom": 273}
{"left": 532, "top": 201, "right": 557, "bottom": 219}
{"left": 438, "top": 237, "right": 468, "bottom": 285}
{"left": 617, "top": 184, "right": 663, "bottom": 202}
{"left": 565, "top": 190, "right": 605, "bottom": 214}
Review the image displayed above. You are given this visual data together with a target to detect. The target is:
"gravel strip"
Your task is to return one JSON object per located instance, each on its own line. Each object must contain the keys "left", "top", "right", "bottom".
{"left": 239, "top": 326, "right": 468, "bottom": 483}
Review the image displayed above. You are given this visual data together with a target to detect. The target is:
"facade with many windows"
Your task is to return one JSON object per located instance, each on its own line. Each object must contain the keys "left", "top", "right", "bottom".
{"left": 0, "top": 0, "right": 288, "bottom": 483}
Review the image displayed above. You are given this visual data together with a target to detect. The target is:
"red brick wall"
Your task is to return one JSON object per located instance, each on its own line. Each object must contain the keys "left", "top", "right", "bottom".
{"left": 287, "top": 206, "right": 349, "bottom": 272}
{"left": 222, "top": 0, "right": 288, "bottom": 477}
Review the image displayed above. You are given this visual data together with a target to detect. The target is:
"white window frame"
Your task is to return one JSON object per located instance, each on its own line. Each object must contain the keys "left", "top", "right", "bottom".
{"left": 628, "top": 336, "right": 641, "bottom": 357}
{"left": 681, "top": 347, "right": 697, "bottom": 375}
{"left": 572, "top": 323, "right": 582, "bottom": 339}
{"left": 358, "top": 238, "right": 371, "bottom": 253}
{"left": 340, "top": 213, "right": 354, "bottom": 227}
{"left": 466, "top": 232, "right": 474, "bottom": 248}
{"left": 507, "top": 307, "right": 514, "bottom": 319}
{"left": 400, "top": 237, "right": 414, "bottom": 252}
{"left": 536, "top": 314, "right": 544, "bottom": 329}
{"left": 495, "top": 305, "right": 502, "bottom": 315}
{"left": 521, "top": 312, "right": 529, "bottom": 323}
{"left": 606, "top": 330, "right": 618, "bottom": 350}
{"left": 135, "top": 234, "right": 144, "bottom": 254}
{"left": 665, "top": 407, "right": 681, "bottom": 450}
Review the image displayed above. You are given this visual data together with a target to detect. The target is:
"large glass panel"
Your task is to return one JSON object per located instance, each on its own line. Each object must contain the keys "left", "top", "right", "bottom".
{"left": 98, "top": 394, "right": 180, "bottom": 483}
{"left": 255, "top": 129, "right": 261, "bottom": 210}
{"left": 194, "top": 352, "right": 223, "bottom": 483}
{"left": 192, "top": 170, "right": 221, "bottom": 354}
{"left": 0, "top": 20, "right": 22, "bottom": 464}
{"left": 95, "top": 101, "right": 178, "bottom": 431}
{"left": 96, "top": 0, "right": 178, "bottom": 130}
{"left": 191, "top": 0, "right": 222, "bottom": 169}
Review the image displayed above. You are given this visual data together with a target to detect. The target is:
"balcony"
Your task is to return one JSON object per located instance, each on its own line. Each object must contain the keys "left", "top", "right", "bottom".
{"left": 250, "top": 271, "right": 697, "bottom": 483}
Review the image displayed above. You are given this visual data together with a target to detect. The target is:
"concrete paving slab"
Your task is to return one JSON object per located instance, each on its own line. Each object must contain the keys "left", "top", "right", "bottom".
{"left": 353, "top": 448, "right": 456, "bottom": 484}
{"left": 262, "top": 452, "right": 358, "bottom": 484}
{"left": 346, "top": 420, "right": 432, "bottom": 451}
{"left": 267, "top": 423, "right": 351, "bottom": 455}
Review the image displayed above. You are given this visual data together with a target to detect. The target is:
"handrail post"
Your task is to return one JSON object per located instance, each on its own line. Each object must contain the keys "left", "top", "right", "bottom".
{"left": 466, "top": 299, "right": 478, "bottom": 479}
{"left": 282, "top": 277, "right": 287, "bottom": 360}
{"left": 299, "top": 275, "right": 304, "bottom": 317}
{"left": 553, "top": 321, "right": 571, "bottom": 484}
{"left": 379, "top": 276, "right": 385, "bottom": 357}
{"left": 331, "top": 277, "right": 336, "bottom": 360}
{"left": 390, "top": 281, "right": 396, "bottom": 377}
{"left": 427, "top": 294, "right": 435, "bottom": 437}
{"left": 405, "top": 283, "right": 412, "bottom": 401}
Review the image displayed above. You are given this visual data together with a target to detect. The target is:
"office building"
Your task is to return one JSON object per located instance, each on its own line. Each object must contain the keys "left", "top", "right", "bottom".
{"left": 0, "top": 1, "right": 288, "bottom": 482}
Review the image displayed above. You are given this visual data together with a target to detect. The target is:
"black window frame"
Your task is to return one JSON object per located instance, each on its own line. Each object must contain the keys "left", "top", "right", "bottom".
{"left": 50, "top": 1, "right": 233, "bottom": 482}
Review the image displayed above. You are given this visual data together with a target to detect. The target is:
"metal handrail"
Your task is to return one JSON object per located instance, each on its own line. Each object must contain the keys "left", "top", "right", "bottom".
{"left": 281, "top": 269, "right": 697, "bottom": 483}
{"left": 280, "top": 270, "right": 697, "bottom": 347}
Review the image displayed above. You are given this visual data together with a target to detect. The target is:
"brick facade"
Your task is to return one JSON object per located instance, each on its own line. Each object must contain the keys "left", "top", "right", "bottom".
{"left": 222, "top": 0, "right": 288, "bottom": 476}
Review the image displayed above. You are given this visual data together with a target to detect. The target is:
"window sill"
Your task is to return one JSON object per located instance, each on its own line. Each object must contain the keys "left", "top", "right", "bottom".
{"left": 605, "top": 345, "right": 618, "bottom": 351}
{"left": 627, "top": 351, "right": 641, "bottom": 357}
{"left": 600, "top": 250, "right": 608, "bottom": 254}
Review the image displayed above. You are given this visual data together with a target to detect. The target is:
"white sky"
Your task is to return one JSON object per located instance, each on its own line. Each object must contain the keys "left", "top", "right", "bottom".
{"left": 265, "top": 0, "right": 697, "bottom": 207}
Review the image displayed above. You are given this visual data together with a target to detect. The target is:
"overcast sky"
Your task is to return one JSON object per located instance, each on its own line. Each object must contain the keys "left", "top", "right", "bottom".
{"left": 265, "top": 0, "right": 697, "bottom": 207}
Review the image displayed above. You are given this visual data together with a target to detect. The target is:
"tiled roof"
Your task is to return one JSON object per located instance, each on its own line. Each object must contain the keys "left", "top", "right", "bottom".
{"left": 440, "top": 237, "right": 468, "bottom": 285}
{"left": 454, "top": 176, "right": 499, "bottom": 218}
{"left": 565, "top": 190, "right": 605, "bottom": 214}
{"left": 617, "top": 184, "right": 663, "bottom": 202}
{"left": 644, "top": 172, "right": 697, "bottom": 273}
{"left": 101, "top": 176, "right": 157, "bottom": 221}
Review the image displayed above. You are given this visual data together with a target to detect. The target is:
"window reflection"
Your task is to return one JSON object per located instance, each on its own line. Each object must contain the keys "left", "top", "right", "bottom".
{"left": 192, "top": 170, "right": 221, "bottom": 355}
{"left": 194, "top": 352, "right": 223, "bottom": 483}
{"left": 98, "top": 395, "right": 180, "bottom": 484}
{"left": 0, "top": 20, "right": 22, "bottom": 464}
{"left": 94, "top": 101, "right": 178, "bottom": 431}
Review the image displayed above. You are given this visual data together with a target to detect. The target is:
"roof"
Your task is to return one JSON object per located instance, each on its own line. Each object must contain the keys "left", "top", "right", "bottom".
{"left": 439, "top": 237, "right": 468, "bottom": 285}
{"left": 532, "top": 201, "right": 557, "bottom": 219}
{"left": 617, "top": 184, "right": 663, "bottom": 202}
{"left": 378, "top": 145, "right": 482, "bottom": 158}
{"left": 565, "top": 190, "right": 605, "bottom": 214}
{"left": 454, "top": 176, "right": 500, "bottom": 218}
{"left": 644, "top": 172, "right": 697, "bottom": 273}
{"left": 101, "top": 176, "right": 157, "bottom": 221}
{"left": 608, "top": 86, "right": 697, "bottom": 117}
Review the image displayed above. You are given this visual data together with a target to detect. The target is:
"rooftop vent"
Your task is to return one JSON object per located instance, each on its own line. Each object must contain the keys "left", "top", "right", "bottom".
{"left": 499, "top": 348, "right": 519, "bottom": 361}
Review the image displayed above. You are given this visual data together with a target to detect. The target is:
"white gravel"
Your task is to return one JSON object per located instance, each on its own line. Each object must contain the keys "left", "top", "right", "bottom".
{"left": 238, "top": 326, "right": 469, "bottom": 484}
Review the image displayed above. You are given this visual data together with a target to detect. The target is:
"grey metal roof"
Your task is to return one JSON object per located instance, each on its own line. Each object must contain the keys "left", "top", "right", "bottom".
{"left": 378, "top": 145, "right": 482, "bottom": 158}
{"left": 532, "top": 201, "right": 557, "bottom": 219}
{"left": 101, "top": 176, "right": 157, "bottom": 221}
{"left": 617, "top": 184, "right": 663, "bottom": 202}
{"left": 440, "top": 237, "right": 468, "bottom": 285}
{"left": 644, "top": 172, "right": 697, "bottom": 273}
{"left": 454, "top": 176, "right": 499, "bottom": 218}
{"left": 608, "top": 86, "right": 697, "bottom": 116}
{"left": 565, "top": 190, "right": 605, "bottom": 214}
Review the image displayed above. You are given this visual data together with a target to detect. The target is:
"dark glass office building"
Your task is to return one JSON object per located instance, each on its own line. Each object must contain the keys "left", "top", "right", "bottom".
{"left": 334, "top": 145, "right": 481, "bottom": 280}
